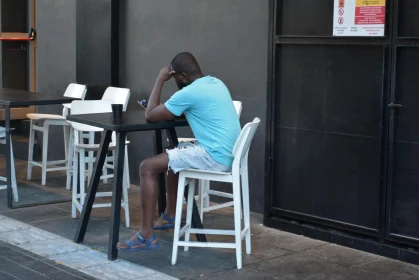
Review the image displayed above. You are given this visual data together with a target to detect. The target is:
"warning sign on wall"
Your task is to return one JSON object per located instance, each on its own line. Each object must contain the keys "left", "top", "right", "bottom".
{"left": 333, "top": 0, "right": 385, "bottom": 36}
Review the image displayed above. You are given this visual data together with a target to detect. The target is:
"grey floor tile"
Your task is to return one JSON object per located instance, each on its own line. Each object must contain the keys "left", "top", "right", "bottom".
{"left": 1, "top": 204, "right": 69, "bottom": 224}
{"left": 45, "top": 271, "right": 86, "bottom": 280}
{"left": 254, "top": 253, "right": 349, "bottom": 280}
{"left": 340, "top": 267, "right": 394, "bottom": 280}
{"left": 156, "top": 251, "right": 238, "bottom": 279}
{"left": 0, "top": 247, "right": 27, "bottom": 258}
{"left": 0, "top": 264, "right": 42, "bottom": 278}
{"left": 194, "top": 267, "right": 286, "bottom": 280}
{"left": 0, "top": 270, "right": 17, "bottom": 280}
{"left": 25, "top": 275, "right": 51, "bottom": 280}
{"left": 303, "top": 243, "right": 383, "bottom": 268}
{"left": 250, "top": 231, "right": 323, "bottom": 259}
{"left": 356, "top": 258, "right": 419, "bottom": 279}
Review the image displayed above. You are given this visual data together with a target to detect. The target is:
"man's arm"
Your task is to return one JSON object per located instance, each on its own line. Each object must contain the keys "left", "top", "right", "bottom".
{"left": 145, "top": 67, "right": 176, "bottom": 123}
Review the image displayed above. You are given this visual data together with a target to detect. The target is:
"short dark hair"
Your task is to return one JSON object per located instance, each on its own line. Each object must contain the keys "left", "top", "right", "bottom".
{"left": 170, "top": 52, "right": 202, "bottom": 76}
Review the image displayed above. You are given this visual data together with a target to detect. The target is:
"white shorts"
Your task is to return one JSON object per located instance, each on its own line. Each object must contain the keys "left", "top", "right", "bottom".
{"left": 166, "top": 141, "right": 231, "bottom": 174}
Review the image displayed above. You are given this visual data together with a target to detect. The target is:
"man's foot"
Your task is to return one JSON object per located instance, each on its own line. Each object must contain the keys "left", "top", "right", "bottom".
{"left": 117, "top": 232, "right": 159, "bottom": 252}
{"left": 152, "top": 212, "right": 175, "bottom": 230}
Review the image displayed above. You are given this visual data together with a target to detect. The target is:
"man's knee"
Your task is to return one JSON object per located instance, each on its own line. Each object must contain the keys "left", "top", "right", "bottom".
{"left": 139, "top": 158, "right": 155, "bottom": 177}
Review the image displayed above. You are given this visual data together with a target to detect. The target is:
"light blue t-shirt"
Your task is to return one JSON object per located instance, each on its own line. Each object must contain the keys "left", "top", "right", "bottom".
{"left": 165, "top": 76, "right": 241, "bottom": 167}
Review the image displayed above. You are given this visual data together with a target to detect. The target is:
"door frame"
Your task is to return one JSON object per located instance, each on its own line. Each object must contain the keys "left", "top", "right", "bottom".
{"left": 264, "top": 0, "right": 394, "bottom": 241}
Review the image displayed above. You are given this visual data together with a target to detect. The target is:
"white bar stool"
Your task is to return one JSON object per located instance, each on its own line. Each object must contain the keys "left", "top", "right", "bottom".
{"left": 171, "top": 117, "right": 260, "bottom": 269}
{"left": 69, "top": 100, "right": 130, "bottom": 228}
{"left": 27, "top": 83, "right": 86, "bottom": 185}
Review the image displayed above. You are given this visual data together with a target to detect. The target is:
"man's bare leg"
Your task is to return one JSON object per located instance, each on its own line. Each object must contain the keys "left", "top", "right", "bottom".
{"left": 117, "top": 152, "right": 170, "bottom": 249}
{"left": 153, "top": 169, "right": 179, "bottom": 226}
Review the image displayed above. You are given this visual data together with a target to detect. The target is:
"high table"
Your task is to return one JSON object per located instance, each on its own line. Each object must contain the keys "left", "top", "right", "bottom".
{"left": 0, "top": 88, "right": 80, "bottom": 208}
{"left": 67, "top": 111, "right": 207, "bottom": 260}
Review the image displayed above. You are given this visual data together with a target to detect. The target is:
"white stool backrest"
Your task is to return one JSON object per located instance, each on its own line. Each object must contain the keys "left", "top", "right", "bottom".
{"left": 232, "top": 117, "right": 260, "bottom": 168}
{"left": 70, "top": 100, "right": 113, "bottom": 132}
{"left": 233, "top": 101, "right": 242, "bottom": 117}
{"left": 64, "top": 83, "right": 87, "bottom": 100}
{"left": 101, "top": 87, "right": 130, "bottom": 111}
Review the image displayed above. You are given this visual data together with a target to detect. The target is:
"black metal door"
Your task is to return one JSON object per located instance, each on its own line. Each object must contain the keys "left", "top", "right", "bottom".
{"left": 385, "top": 0, "right": 419, "bottom": 247}
{"left": 266, "top": 0, "right": 395, "bottom": 239}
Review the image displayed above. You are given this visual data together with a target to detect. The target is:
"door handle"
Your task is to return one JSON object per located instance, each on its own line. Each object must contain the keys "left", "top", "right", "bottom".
{"left": 388, "top": 103, "right": 402, "bottom": 108}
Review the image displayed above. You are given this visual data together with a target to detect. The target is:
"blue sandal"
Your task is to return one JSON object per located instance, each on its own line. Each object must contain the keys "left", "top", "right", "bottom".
{"left": 152, "top": 212, "right": 175, "bottom": 230}
{"left": 117, "top": 232, "right": 159, "bottom": 252}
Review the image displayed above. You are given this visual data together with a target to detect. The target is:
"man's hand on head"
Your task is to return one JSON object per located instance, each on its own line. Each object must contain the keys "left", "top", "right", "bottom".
{"left": 157, "top": 66, "right": 175, "bottom": 83}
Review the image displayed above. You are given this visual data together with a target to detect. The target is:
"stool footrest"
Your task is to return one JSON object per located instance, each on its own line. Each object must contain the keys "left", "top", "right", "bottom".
{"left": 207, "top": 190, "right": 233, "bottom": 199}
{"left": 177, "top": 241, "right": 236, "bottom": 249}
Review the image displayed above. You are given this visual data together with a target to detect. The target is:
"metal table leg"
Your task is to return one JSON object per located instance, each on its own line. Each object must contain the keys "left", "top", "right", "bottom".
{"left": 74, "top": 130, "right": 112, "bottom": 243}
{"left": 154, "top": 129, "right": 166, "bottom": 214}
{"left": 108, "top": 131, "right": 126, "bottom": 260}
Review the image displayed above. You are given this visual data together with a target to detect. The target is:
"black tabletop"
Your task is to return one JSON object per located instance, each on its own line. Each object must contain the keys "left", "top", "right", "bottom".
{"left": 0, "top": 88, "right": 79, "bottom": 106}
{"left": 67, "top": 111, "right": 189, "bottom": 132}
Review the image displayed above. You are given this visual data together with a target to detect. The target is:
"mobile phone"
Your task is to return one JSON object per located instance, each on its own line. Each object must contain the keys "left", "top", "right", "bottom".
{"left": 137, "top": 99, "right": 147, "bottom": 109}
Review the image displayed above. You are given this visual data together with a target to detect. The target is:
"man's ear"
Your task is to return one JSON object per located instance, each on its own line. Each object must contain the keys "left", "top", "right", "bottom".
{"left": 181, "top": 72, "right": 188, "bottom": 82}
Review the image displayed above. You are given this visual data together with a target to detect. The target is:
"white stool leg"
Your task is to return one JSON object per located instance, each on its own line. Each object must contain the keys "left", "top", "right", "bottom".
{"left": 204, "top": 180, "right": 210, "bottom": 208}
{"left": 27, "top": 120, "right": 35, "bottom": 180}
{"left": 66, "top": 128, "right": 74, "bottom": 190}
{"left": 63, "top": 107, "right": 69, "bottom": 160}
{"left": 184, "top": 179, "right": 195, "bottom": 251}
{"left": 63, "top": 126, "right": 69, "bottom": 159}
{"left": 10, "top": 138, "right": 18, "bottom": 203}
{"left": 122, "top": 184, "right": 130, "bottom": 228}
{"left": 72, "top": 148, "right": 79, "bottom": 218}
{"left": 241, "top": 166, "right": 251, "bottom": 255}
{"left": 87, "top": 132, "right": 94, "bottom": 183}
{"left": 79, "top": 148, "right": 86, "bottom": 206}
{"left": 199, "top": 180, "right": 204, "bottom": 222}
{"left": 172, "top": 174, "right": 186, "bottom": 265}
{"left": 41, "top": 123, "right": 49, "bottom": 185}
{"left": 124, "top": 145, "right": 130, "bottom": 189}
{"left": 233, "top": 173, "right": 243, "bottom": 269}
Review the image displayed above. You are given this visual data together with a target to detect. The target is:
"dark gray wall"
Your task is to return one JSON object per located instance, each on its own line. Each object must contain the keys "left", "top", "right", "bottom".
{"left": 35, "top": 0, "right": 77, "bottom": 159}
{"left": 120, "top": 0, "right": 269, "bottom": 212}
{"left": 76, "top": 0, "right": 114, "bottom": 101}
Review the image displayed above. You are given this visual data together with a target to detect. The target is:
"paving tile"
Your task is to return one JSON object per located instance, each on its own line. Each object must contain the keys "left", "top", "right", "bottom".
{"left": 254, "top": 253, "right": 349, "bottom": 280}
{"left": 1, "top": 205, "right": 69, "bottom": 224}
{"left": 0, "top": 270, "right": 17, "bottom": 280}
{"left": 356, "top": 258, "right": 419, "bottom": 279}
{"left": 0, "top": 218, "right": 31, "bottom": 232}
{"left": 29, "top": 216, "right": 116, "bottom": 241}
{"left": 0, "top": 246, "right": 28, "bottom": 258}
{"left": 48, "top": 250, "right": 111, "bottom": 270}
{"left": 23, "top": 238, "right": 88, "bottom": 257}
{"left": 0, "top": 260, "right": 42, "bottom": 278}
{"left": 22, "top": 262, "right": 65, "bottom": 274}
{"left": 195, "top": 267, "right": 286, "bottom": 280}
{"left": 79, "top": 261, "right": 157, "bottom": 280}
{"left": 155, "top": 250, "right": 238, "bottom": 279}
{"left": 338, "top": 267, "right": 394, "bottom": 280}
{"left": 303, "top": 243, "right": 383, "bottom": 268}
{"left": 136, "top": 273, "right": 177, "bottom": 280}
{"left": 250, "top": 231, "right": 322, "bottom": 260}
{"left": 4, "top": 253, "right": 39, "bottom": 263}
{"left": 45, "top": 271, "right": 87, "bottom": 280}
{"left": 0, "top": 228, "right": 59, "bottom": 245}
{"left": 26, "top": 275, "right": 52, "bottom": 280}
